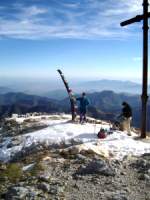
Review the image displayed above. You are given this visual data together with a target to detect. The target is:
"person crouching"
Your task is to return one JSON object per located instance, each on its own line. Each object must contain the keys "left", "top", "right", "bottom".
{"left": 120, "top": 101, "right": 132, "bottom": 135}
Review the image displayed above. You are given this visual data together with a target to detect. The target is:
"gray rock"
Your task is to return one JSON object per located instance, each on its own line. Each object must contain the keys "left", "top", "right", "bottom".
{"left": 76, "top": 154, "right": 87, "bottom": 160}
{"left": 5, "top": 186, "right": 29, "bottom": 199}
{"left": 57, "top": 185, "right": 65, "bottom": 194}
{"left": 7, "top": 138, "right": 22, "bottom": 148}
{"left": 120, "top": 171, "right": 127, "bottom": 175}
{"left": 74, "top": 159, "right": 116, "bottom": 176}
{"left": 9, "top": 142, "right": 42, "bottom": 162}
{"left": 144, "top": 174, "right": 150, "bottom": 181}
{"left": 0, "top": 163, "right": 7, "bottom": 170}
{"left": 48, "top": 183, "right": 65, "bottom": 196}
{"left": 134, "top": 159, "right": 150, "bottom": 173}
{"left": 49, "top": 185, "right": 58, "bottom": 195}
{"left": 110, "top": 195, "right": 128, "bottom": 200}
{"left": 38, "top": 174, "right": 51, "bottom": 182}
{"left": 5, "top": 185, "right": 42, "bottom": 200}
{"left": 139, "top": 174, "right": 150, "bottom": 181}
{"left": 107, "top": 191, "right": 128, "bottom": 200}
{"left": 37, "top": 182, "right": 50, "bottom": 192}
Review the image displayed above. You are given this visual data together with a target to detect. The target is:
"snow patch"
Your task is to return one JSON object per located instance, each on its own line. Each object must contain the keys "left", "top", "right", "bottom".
{"left": 0, "top": 114, "right": 150, "bottom": 162}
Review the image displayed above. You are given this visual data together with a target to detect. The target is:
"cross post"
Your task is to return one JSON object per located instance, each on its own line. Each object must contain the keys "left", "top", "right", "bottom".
{"left": 120, "top": 0, "right": 150, "bottom": 138}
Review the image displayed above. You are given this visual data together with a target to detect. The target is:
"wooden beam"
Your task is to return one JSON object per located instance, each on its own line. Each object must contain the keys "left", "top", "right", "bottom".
{"left": 120, "top": 15, "right": 143, "bottom": 26}
{"left": 141, "top": 0, "right": 149, "bottom": 138}
{"left": 120, "top": 0, "right": 150, "bottom": 138}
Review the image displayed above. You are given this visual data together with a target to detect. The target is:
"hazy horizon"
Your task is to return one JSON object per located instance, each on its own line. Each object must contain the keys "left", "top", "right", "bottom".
{"left": 0, "top": 77, "right": 149, "bottom": 97}
{"left": 0, "top": 76, "right": 144, "bottom": 88}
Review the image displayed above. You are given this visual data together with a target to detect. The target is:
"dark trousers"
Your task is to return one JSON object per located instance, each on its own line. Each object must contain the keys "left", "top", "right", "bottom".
{"left": 80, "top": 111, "right": 86, "bottom": 123}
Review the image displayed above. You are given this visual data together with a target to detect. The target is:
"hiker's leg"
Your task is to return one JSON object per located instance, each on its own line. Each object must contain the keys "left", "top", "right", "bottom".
{"left": 83, "top": 112, "right": 86, "bottom": 122}
{"left": 120, "top": 117, "right": 125, "bottom": 131}
{"left": 122, "top": 117, "right": 131, "bottom": 135}
{"left": 84, "top": 115, "right": 86, "bottom": 122}
{"left": 121, "top": 117, "right": 128, "bottom": 131}
{"left": 80, "top": 113, "right": 83, "bottom": 123}
{"left": 126, "top": 117, "right": 132, "bottom": 135}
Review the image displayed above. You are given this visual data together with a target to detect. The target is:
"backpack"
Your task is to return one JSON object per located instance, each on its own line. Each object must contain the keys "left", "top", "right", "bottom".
{"left": 97, "top": 128, "right": 107, "bottom": 139}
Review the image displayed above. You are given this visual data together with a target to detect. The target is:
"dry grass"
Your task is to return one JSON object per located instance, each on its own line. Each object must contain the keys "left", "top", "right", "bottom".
{"left": 0, "top": 163, "right": 23, "bottom": 183}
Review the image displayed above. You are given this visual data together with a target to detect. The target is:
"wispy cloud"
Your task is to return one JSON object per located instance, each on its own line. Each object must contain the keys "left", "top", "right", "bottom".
{"left": 0, "top": 0, "right": 144, "bottom": 40}
{"left": 133, "top": 56, "right": 142, "bottom": 62}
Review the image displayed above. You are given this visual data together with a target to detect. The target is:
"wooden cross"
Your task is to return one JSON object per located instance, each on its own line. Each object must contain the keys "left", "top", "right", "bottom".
{"left": 57, "top": 69, "right": 77, "bottom": 121}
{"left": 120, "top": 0, "right": 150, "bottom": 138}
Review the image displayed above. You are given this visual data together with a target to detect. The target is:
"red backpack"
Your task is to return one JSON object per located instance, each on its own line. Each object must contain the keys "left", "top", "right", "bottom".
{"left": 97, "top": 128, "right": 107, "bottom": 139}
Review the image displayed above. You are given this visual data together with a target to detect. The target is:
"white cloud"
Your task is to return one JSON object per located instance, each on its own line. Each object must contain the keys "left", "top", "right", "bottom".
{"left": 0, "top": 0, "right": 144, "bottom": 40}
{"left": 22, "top": 6, "right": 48, "bottom": 17}
{"left": 61, "top": 2, "right": 80, "bottom": 9}
{"left": 133, "top": 57, "right": 142, "bottom": 62}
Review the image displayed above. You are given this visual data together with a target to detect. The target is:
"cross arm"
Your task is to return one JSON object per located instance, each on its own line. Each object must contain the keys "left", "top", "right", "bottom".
{"left": 121, "top": 13, "right": 150, "bottom": 26}
{"left": 120, "top": 15, "right": 143, "bottom": 26}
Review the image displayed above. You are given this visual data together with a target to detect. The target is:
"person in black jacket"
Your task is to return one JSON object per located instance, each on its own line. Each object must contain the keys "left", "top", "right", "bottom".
{"left": 120, "top": 102, "right": 132, "bottom": 135}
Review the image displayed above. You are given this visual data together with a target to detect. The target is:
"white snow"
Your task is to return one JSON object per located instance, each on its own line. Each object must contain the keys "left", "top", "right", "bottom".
{"left": 0, "top": 114, "right": 150, "bottom": 162}
{"left": 24, "top": 118, "right": 108, "bottom": 144}
{"left": 22, "top": 163, "right": 35, "bottom": 172}
{"left": 0, "top": 138, "right": 23, "bottom": 162}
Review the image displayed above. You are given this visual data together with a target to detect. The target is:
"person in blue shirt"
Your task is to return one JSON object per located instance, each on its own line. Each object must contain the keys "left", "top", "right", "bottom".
{"left": 76, "top": 92, "right": 90, "bottom": 123}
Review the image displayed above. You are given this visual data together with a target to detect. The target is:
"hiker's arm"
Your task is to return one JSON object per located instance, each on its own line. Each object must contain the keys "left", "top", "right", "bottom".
{"left": 87, "top": 98, "right": 90, "bottom": 105}
{"left": 76, "top": 97, "right": 81, "bottom": 101}
{"left": 117, "top": 113, "right": 123, "bottom": 119}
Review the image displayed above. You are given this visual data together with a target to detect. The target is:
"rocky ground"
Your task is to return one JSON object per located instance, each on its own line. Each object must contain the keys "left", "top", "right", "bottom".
{"left": 0, "top": 146, "right": 150, "bottom": 200}
{"left": 0, "top": 117, "right": 150, "bottom": 200}
{"left": 0, "top": 118, "right": 48, "bottom": 138}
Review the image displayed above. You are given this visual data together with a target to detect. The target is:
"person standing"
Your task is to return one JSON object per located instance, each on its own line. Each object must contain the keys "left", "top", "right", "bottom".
{"left": 76, "top": 92, "right": 90, "bottom": 123}
{"left": 120, "top": 101, "right": 132, "bottom": 135}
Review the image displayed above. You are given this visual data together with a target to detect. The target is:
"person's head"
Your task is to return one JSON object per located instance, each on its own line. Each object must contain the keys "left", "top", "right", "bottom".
{"left": 122, "top": 101, "right": 127, "bottom": 106}
{"left": 82, "top": 92, "right": 86, "bottom": 97}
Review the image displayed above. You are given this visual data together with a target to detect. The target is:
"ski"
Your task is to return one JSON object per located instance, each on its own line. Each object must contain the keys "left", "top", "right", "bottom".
{"left": 57, "top": 69, "right": 78, "bottom": 121}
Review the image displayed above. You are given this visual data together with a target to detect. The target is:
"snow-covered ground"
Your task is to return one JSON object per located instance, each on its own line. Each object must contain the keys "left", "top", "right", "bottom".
{"left": 0, "top": 114, "right": 150, "bottom": 162}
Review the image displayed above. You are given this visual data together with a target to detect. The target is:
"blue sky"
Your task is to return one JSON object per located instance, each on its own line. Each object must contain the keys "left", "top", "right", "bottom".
{"left": 0, "top": 0, "right": 149, "bottom": 83}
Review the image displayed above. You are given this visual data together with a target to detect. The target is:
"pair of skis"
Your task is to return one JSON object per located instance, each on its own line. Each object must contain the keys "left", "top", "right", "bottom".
{"left": 57, "top": 69, "right": 78, "bottom": 121}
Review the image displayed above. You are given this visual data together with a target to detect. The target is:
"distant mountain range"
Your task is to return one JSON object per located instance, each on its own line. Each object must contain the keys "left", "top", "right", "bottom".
{"left": 75, "top": 79, "right": 150, "bottom": 94}
{"left": 0, "top": 86, "right": 14, "bottom": 94}
{"left": 1, "top": 79, "right": 149, "bottom": 99}
{"left": 0, "top": 92, "right": 63, "bottom": 117}
{"left": 37, "top": 80, "right": 150, "bottom": 99}
{"left": 0, "top": 91, "right": 149, "bottom": 131}
{"left": 43, "top": 89, "right": 68, "bottom": 100}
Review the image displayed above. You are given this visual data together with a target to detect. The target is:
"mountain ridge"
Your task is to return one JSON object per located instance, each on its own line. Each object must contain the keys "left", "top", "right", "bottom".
{"left": 1, "top": 79, "right": 150, "bottom": 98}
{"left": 0, "top": 91, "right": 149, "bottom": 130}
